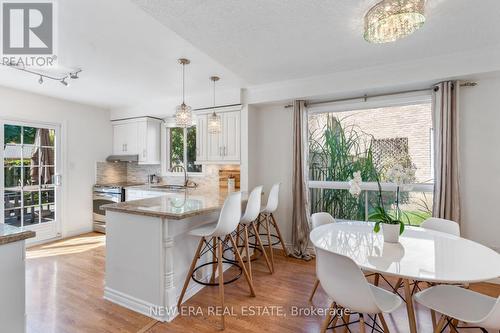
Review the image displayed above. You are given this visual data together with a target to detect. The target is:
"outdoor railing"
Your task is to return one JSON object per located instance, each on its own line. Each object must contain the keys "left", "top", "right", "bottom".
{"left": 309, "top": 181, "right": 434, "bottom": 225}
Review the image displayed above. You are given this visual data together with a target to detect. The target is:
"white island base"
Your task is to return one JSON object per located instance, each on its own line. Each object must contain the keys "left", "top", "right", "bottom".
{"left": 104, "top": 208, "right": 226, "bottom": 322}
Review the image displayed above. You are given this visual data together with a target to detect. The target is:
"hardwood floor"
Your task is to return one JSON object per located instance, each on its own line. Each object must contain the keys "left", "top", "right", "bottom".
{"left": 26, "top": 233, "right": 500, "bottom": 333}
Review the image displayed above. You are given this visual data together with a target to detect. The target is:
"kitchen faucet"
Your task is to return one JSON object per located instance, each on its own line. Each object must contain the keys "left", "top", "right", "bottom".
{"left": 169, "top": 164, "right": 188, "bottom": 187}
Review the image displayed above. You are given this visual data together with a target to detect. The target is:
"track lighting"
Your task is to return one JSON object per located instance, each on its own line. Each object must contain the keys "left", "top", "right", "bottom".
{"left": 2, "top": 62, "right": 82, "bottom": 86}
{"left": 38, "top": 76, "right": 43, "bottom": 84}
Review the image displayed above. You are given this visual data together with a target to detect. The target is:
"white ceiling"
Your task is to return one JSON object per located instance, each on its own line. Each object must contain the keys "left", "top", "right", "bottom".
{"left": 0, "top": 0, "right": 243, "bottom": 109}
{"left": 131, "top": 0, "right": 500, "bottom": 84}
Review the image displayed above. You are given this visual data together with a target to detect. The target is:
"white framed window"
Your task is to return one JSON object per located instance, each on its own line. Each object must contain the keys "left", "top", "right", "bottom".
{"left": 163, "top": 124, "right": 202, "bottom": 175}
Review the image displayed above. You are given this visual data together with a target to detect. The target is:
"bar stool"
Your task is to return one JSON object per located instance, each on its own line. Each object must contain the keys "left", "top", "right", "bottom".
{"left": 177, "top": 192, "right": 256, "bottom": 330}
{"left": 256, "top": 183, "right": 288, "bottom": 271}
{"left": 233, "top": 186, "right": 273, "bottom": 281}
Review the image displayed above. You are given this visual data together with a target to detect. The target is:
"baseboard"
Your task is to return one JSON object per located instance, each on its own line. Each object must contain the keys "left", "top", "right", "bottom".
{"left": 62, "top": 225, "right": 94, "bottom": 238}
{"left": 487, "top": 277, "right": 500, "bottom": 285}
{"left": 104, "top": 287, "right": 169, "bottom": 322}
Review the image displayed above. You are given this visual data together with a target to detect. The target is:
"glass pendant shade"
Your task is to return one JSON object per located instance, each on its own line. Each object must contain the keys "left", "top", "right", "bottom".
{"left": 175, "top": 102, "right": 192, "bottom": 127}
{"left": 364, "top": 0, "right": 425, "bottom": 43}
{"left": 207, "top": 112, "right": 221, "bottom": 134}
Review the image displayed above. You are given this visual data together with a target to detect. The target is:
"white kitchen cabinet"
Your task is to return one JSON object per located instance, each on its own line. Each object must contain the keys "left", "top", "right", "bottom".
{"left": 112, "top": 117, "right": 162, "bottom": 165}
{"left": 195, "top": 106, "right": 241, "bottom": 164}
{"left": 195, "top": 114, "right": 208, "bottom": 162}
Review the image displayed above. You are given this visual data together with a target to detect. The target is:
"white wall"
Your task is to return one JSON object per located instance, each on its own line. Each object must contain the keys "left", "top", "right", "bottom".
{"left": 0, "top": 86, "right": 111, "bottom": 238}
{"left": 248, "top": 104, "right": 294, "bottom": 244}
{"left": 249, "top": 73, "right": 500, "bottom": 251}
{"left": 460, "top": 75, "right": 500, "bottom": 251}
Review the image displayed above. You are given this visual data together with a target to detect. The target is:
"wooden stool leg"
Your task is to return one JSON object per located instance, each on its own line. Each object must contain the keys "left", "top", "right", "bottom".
{"left": 403, "top": 279, "right": 417, "bottom": 333}
{"left": 308, "top": 279, "right": 320, "bottom": 302}
{"left": 270, "top": 213, "right": 288, "bottom": 256}
{"left": 431, "top": 310, "right": 437, "bottom": 329}
{"left": 228, "top": 234, "right": 256, "bottom": 296}
{"left": 321, "top": 301, "right": 336, "bottom": 333}
{"left": 359, "top": 314, "right": 366, "bottom": 333}
{"left": 210, "top": 237, "right": 217, "bottom": 284}
{"left": 177, "top": 237, "right": 205, "bottom": 309}
{"left": 217, "top": 237, "right": 225, "bottom": 330}
{"left": 265, "top": 215, "right": 275, "bottom": 270}
{"left": 243, "top": 225, "right": 252, "bottom": 283}
{"left": 379, "top": 313, "right": 390, "bottom": 332}
{"left": 250, "top": 222, "right": 273, "bottom": 273}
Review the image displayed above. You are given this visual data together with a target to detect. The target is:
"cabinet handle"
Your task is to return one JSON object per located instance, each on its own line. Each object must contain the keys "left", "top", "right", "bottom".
{"left": 143, "top": 150, "right": 146, "bottom": 158}
{"left": 124, "top": 144, "right": 128, "bottom": 152}
{"left": 224, "top": 146, "right": 227, "bottom": 156}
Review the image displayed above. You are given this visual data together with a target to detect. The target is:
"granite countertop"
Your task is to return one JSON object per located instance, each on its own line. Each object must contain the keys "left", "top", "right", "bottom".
{"left": 0, "top": 224, "right": 36, "bottom": 246}
{"left": 102, "top": 188, "right": 246, "bottom": 220}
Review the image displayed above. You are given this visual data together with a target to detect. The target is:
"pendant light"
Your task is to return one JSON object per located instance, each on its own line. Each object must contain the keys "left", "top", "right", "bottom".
{"left": 364, "top": 0, "right": 426, "bottom": 43}
{"left": 175, "top": 58, "right": 192, "bottom": 127}
{"left": 207, "top": 76, "right": 221, "bottom": 134}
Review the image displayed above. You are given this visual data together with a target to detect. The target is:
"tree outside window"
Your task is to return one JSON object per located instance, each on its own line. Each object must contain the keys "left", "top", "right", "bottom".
{"left": 168, "top": 126, "right": 202, "bottom": 173}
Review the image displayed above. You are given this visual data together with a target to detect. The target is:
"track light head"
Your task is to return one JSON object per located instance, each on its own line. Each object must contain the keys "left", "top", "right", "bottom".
{"left": 69, "top": 71, "right": 79, "bottom": 79}
{"left": 60, "top": 78, "right": 69, "bottom": 87}
{"left": 38, "top": 76, "right": 43, "bottom": 84}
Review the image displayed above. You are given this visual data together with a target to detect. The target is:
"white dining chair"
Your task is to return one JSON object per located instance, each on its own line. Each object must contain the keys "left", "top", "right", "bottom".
{"left": 235, "top": 186, "right": 273, "bottom": 281}
{"left": 257, "top": 183, "right": 288, "bottom": 270}
{"left": 421, "top": 217, "right": 460, "bottom": 236}
{"left": 316, "top": 247, "right": 402, "bottom": 333}
{"left": 309, "top": 212, "right": 336, "bottom": 301}
{"left": 414, "top": 285, "right": 500, "bottom": 332}
{"left": 177, "top": 192, "right": 256, "bottom": 330}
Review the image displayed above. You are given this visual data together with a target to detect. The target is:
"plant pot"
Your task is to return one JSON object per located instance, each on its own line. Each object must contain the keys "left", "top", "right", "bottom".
{"left": 382, "top": 223, "right": 401, "bottom": 243}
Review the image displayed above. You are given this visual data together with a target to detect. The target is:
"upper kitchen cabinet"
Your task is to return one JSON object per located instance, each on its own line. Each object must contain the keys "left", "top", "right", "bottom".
{"left": 112, "top": 117, "right": 162, "bottom": 165}
{"left": 195, "top": 106, "right": 241, "bottom": 164}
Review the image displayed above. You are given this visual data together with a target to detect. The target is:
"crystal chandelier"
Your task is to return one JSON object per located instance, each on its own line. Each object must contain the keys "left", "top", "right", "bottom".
{"left": 364, "top": 0, "right": 426, "bottom": 43}
{"left": 207, "top": 76, "right": 221, "bottom": 134}
{"left": 175, "top": 58, "right": 192, "bottom": 127}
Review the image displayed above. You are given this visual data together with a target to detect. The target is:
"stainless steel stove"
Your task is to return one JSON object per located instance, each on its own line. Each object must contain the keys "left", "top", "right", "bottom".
{"left": 92, "top": 184, "right": 127, "bottom": 233}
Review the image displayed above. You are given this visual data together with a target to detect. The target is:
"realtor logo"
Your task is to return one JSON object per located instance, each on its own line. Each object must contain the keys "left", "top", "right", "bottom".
{"left": 2, "top": 1, "right": 53, "bottom": 54}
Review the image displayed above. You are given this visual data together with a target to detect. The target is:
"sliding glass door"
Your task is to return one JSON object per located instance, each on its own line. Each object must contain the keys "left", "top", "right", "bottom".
{"left": 1, "top": 121, "right": 61, "bottom": 243}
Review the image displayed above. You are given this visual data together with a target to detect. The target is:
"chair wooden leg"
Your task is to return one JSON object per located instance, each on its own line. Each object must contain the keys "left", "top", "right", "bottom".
{"left": 177, "top": 237, "right": 205, "bottom": 309}
{"left": 321, "top": 301, "right": 336, "bottom": 333}
{"left": 403, "top": 279, "right": 417, "bottom": 333}
{"left": 270, "top": 213, "right": 289, "bottom": 256}
{"left": 228, "top": 234, "right": 256, "bottom": 296}
{"left": 434, "top": 315, "right": 447, "bottom": 333}
{"left": 342, "top": 314, "right": 350, "bottom": 333}
{"left": 250, "top": 222, "right": 273, "bottom": 273}
{"left": 265, "top": 215, "right": 275, "bottom": 271}
{"left": 374, "top": 273, "right": 380, "bottom": 286}
{"left": 431, "top": 309, "right": 437, "bottom": 329}
{"left": 217, "top": 237, "right": 225, "bottom": 330}
{"left": 450, "top": 319, "right": 459, "bottom": 333}
{"left": 379, "top": 313, "right": 390, "bottom": 332}
{"left": 308, "top": 279, "right": 320, "bottom": 302}
{"left": 243, "top": 225, "right": 252, "bottom": 283}
{"left": 395, "top": 278, "right": 403, "bottom": 290}
{"left": 210, "top": 237, "right": 217, "bottom": 284}
{"left": 359, "top": 314, "right": 366, "bottom": 333}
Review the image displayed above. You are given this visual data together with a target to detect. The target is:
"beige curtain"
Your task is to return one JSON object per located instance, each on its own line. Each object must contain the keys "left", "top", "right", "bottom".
{"left": 291, "top": 100, "right": 312, "bottom": 260}
{"left": 432, "top": 81, "right": 461, "bottom": 223}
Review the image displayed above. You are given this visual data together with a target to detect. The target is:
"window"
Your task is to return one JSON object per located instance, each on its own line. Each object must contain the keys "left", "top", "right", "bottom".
{"left": 167, "top": 126, "right": 202, "bottom": 173}
{"left": 308, "top": 101, "right": 434, "bottom": 225}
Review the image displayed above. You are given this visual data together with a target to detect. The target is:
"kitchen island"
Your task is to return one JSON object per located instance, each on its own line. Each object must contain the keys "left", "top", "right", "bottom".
{"left": 0, "top": 224, "right": 35, "bottom": 333}
{"left": 102, "top": 188, "right": 243, "bottom": 322}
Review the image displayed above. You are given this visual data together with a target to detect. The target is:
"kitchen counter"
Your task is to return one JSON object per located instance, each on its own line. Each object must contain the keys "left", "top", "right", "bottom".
{"left": 103, "top": 188, "right": 246, "bottom": 323}
{"left": 103, "top": 188, "right": 237, "bottom": 219}
{"left": 0, "top": 224, "right": 35, "bottom": 333}
{"left": 0, "top": 224, "right": 36, "bottom": 245}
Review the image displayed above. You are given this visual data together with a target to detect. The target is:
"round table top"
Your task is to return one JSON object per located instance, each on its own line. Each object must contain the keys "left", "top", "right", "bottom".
{"left": 310, "top": 221, "right": 500, "bottom": 284}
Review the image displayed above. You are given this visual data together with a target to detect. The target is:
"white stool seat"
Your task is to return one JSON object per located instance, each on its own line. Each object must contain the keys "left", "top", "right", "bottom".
{"left": 369, "top": 284, "right": 403, "bottom": 313}
{"left": 415, "top": 285, "right": 499, "bottom": 325}
{"left": 189, "top": 223, "right": 218, "bottom": 237}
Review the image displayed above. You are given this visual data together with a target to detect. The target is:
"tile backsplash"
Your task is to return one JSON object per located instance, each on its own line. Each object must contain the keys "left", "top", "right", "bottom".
{"left": 96, "top": 161, "right": 235, "bottom": 191}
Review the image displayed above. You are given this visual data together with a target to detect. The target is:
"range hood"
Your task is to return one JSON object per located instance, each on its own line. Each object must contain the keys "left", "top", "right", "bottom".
{"left": 106, "top": 155, "right": 139, "bottom": 163}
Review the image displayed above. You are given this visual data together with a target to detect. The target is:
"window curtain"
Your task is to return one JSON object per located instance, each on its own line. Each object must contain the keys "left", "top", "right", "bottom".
{"left": 291, "top": 100, "right": 312, "bottom": 260}
{"left": 432, "top": 81, "right": 461, "bottom": 223}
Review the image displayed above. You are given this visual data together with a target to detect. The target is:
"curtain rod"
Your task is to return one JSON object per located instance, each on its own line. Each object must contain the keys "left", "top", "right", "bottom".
{"left": 283, "top": 81, "right": 478, "bottom": 108}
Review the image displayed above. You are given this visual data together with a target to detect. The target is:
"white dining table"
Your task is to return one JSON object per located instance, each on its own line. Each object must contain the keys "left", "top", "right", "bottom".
{"left": 309, "top": 221, "right": 500, "bottom": 333}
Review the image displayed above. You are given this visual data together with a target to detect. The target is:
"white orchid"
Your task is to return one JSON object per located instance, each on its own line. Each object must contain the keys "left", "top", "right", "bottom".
{"left": 349, "top": 171, "right": 363, "bottom": 198}
{"left": 386, "top": 163, "right": 416, "bottom": 187}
